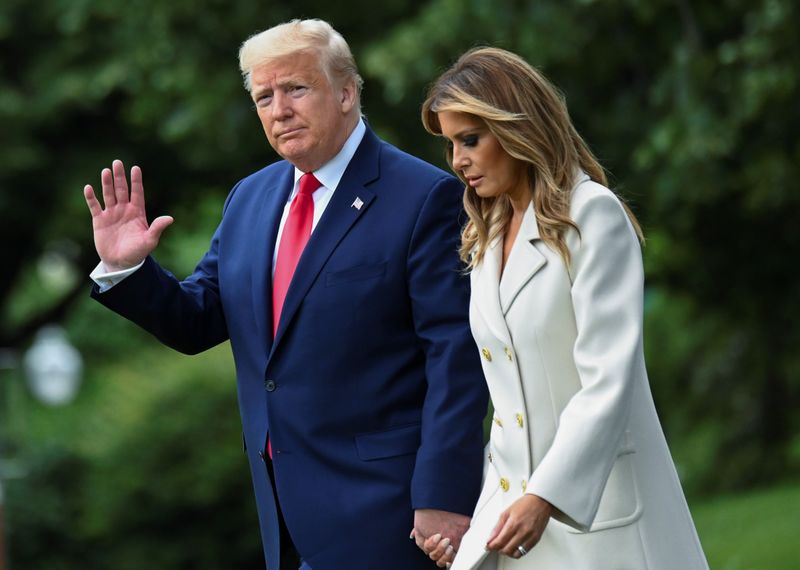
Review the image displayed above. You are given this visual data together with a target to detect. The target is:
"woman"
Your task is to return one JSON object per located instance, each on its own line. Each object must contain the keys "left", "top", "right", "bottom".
{"left": 418, "top": 48, "right": 708, "bottom": 569}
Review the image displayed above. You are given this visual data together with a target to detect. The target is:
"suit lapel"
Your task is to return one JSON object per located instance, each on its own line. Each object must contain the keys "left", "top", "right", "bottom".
{"left": 472, "top": 238, "right": 513, "bottom": 345}
{"left": 251, "top": 164, "right": 294, "bottom": 351}
{"left": 498, "top": 204, "right": 547, "bottom": 315}
{"left": 270, "top": 127, "right": 380, "bottom": 352}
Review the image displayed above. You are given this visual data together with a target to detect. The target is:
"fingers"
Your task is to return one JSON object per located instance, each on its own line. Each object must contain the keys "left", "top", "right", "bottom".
{"left": 130, "top": 164, "right": 145, "bottom": 208}
{"left": 427, "top": 536, "right": 449, "bottom": 558}
{"left": 422, "top": 533, "right": 455, "bottom": 567}
{"left": 147, "top": 215, "right": 174, "bottom": 242}
{"left": 486, "top": 496, "right": 550, "bottom": 558}
{"left": 112, "top": 159, "right": 130, "bottom": 204}
{"left": 486, "top": 511, "right": 508, "bottom": 546}
{"left": 486, "top": 510, "right": 527, "bottom": 557}
{"left": 101, "top": 166, "right": 115, "bottom": 208}
{"left": 416, "top": 531, "right": 439, "bottom": 554}
{"left": 429, "top": 539, "right": 454, "bottom": 566}
{"left": 84, "top": 185, "right": 102, "bottom": 217}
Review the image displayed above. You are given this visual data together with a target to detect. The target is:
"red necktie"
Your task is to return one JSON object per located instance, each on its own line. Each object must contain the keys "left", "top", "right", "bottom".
{"left": 272, "top": 172, "right": 321, "bottom": 336}
{"left": 267, "top": 173, "right": 320, "bottom": 459}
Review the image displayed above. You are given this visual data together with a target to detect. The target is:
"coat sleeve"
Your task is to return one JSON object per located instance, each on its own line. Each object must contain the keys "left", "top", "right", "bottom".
{"left": 407, "top": 175, "right": 489, "bottom": 516}
{"left": 525, "top": 184, "right": 644, "bottom": 531}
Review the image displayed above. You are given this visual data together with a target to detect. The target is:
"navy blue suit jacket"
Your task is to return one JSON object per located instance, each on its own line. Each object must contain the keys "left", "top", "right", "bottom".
{"left": 92, "top": 126, "right": 488, "bottom": 569}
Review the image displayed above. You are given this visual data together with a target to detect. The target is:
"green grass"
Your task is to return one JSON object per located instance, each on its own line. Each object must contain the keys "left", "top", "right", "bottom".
{"left": 692, "top": 483, "right": 800, "bottom": 569}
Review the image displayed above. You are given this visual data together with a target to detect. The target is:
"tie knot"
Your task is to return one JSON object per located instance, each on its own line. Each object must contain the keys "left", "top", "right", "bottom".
{"left": 298, "top": 172, "right": 322, "bottom": 196}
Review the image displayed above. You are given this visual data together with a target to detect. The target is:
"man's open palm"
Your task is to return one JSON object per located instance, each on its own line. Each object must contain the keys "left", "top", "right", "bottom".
{"left": 83, "top": 159, "right": 173, "bottom": 271}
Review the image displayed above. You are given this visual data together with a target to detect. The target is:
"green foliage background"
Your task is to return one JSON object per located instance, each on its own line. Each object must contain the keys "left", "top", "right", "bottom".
{"left": 1, "top": 0, "right": 798, "bottom": 567}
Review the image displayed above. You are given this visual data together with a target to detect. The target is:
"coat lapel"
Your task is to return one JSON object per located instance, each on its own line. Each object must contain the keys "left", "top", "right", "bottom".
{"left": 498, "top": 204, "right": 547, "bottom": 315}
{"left": 251, "top": 164, "right": 294, "bottom": 351}
{"left": 472, "top": 238, "right": 513, "bottom": 345}
{"left": 270, "top": 127, "right": 380, "bottom": 352}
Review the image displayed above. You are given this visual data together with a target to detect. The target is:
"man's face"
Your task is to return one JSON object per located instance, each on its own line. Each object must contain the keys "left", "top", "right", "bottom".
{"left": 250, "top": 51, "right": 357, "bottom": 173}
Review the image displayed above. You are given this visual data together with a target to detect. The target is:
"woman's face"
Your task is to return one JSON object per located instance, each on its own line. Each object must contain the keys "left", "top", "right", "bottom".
{"left": 437, "top": 111, "right": 527, "bottom": 202}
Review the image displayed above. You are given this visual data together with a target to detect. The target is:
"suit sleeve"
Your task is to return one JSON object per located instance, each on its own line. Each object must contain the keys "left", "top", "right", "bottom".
{"left": 406, "top": 175, "right": 489, "bottom": 515}
{"left": 525, "top": 187, "right": 644, "bottom": 531}
{"left": 89, "top": 185, "right": 241, "bottom": 355}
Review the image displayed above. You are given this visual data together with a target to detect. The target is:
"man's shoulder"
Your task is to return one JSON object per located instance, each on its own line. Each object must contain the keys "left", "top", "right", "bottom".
{"left": 238, "top": 159, "right": 293, "bottom": 186}
{"left": 376, "top": 137, "right": 458, "bottom": 190}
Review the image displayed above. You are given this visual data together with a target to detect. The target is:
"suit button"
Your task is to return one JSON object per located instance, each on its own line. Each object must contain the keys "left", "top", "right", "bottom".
{"left": 516, "top": 413, "right": 524, "bottom": 428}
{"left": 258, "top": 450, "right": 266, "bottom": 461}
{"left": 522, "top": 480, "right": 527, "bottom": 492}
{"left": 481, "top": 348, "right": 492, "bottom": 362}
{"left": 493, "top": 417, "right": 503, "bottom": 428}
{"left": 500, "top": 478, "right": 509, "bottom": 492}
{"left": 504, "top": 347, "right": 513, "bottom": 361}
{"left": 265, "top": 380, "right": 276, "bottom": 392}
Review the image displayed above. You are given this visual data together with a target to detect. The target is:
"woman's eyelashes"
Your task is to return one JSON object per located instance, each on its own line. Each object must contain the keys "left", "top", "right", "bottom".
{"left": 445, "top": 134, "right": 480, "bottom": 151}
{"left": 462, "top": 134, "right": 479, "bottom": 148}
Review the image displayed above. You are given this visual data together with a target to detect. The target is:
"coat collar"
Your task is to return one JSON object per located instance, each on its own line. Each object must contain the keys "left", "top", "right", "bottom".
{"left": 471, "top": 169, "right": 592, "bottom": 334}
{"left": 471, "top": 237, "right": 513, "bottom": 345}
{"left": 498, "top": 202, "right": 547, "bottom": 315}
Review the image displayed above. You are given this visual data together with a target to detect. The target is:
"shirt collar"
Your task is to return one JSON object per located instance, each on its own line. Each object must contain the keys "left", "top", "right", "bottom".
{"left": 292, "top": 118, "right": 366, "bottom": 194}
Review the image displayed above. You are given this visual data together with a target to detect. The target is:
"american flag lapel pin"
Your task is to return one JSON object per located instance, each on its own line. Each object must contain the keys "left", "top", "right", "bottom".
{"left": 351, "top": 196, "right": 364, "bottom": 210}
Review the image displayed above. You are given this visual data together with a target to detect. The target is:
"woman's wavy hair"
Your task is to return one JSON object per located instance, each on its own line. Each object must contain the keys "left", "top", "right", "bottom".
{"left": 422, "top": 47, "right": 642, "bottom": 267}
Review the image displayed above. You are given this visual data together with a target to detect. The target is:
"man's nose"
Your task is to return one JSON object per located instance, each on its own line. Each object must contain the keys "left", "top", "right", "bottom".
{"left": 271, "top": 91, "right": 293, "bottom": 119}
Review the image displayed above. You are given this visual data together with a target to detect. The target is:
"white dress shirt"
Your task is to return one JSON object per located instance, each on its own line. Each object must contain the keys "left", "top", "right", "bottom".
{"left": 91, "top": 119, "right": 366, "bottom": 291}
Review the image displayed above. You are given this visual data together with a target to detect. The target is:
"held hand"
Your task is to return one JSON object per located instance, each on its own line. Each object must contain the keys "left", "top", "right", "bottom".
{"left": 83, "top": 159, "right": 173, "bottom": 271}
{"left": 419, "top": 532, "right": 456, "bottom": 568}
{"left": 412, "top": 509, "right": 470, "bottom": 566}
{"left": 486, "top": 494, "right": 552, "bottom": 559}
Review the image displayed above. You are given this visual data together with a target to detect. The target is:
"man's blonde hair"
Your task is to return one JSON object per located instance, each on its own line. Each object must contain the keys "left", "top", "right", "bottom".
{"left": 239, "top": 18, "right": 363, "bottom": 111}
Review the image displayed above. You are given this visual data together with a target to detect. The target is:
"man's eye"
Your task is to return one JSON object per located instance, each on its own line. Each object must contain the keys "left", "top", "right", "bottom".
{"left": 256, "top": 95, "right": 273, "bottom": 107}
{"left": 290, "top": 86, "right": 308, "bottom": 96}
{"left": 462, "top": 135, "right": 479, "bottom": 147}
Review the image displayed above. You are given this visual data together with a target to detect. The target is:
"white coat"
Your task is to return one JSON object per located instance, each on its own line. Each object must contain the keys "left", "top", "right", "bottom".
{"left": 452, "top": 173, "right": 708, "bottom": 570}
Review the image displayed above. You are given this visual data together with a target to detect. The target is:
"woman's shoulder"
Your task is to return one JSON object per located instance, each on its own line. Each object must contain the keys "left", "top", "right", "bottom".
{"left": 569, "top": 173, "right": 629, "bottom": 225}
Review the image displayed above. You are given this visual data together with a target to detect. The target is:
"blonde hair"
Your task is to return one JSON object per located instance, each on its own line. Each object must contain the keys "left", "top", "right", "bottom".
{"left": 422, "top": 47, "right": 642, "bottom": 267}
{"left": 239, "top": 19, "right": 363, "bottom": 110}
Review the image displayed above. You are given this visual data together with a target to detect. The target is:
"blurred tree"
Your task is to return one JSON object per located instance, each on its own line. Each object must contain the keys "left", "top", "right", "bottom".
{"left": 6, "top": 345, "right": 264, "bottom": 569}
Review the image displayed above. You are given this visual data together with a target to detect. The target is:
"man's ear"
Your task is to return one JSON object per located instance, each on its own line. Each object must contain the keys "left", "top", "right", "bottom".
{"left": 339, "top": 77, "right": 357, "bottom": 113}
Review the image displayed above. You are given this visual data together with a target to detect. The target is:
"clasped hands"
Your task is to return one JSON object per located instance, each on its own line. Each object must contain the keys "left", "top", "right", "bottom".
{"left": 412, "top": 509, "right": 470, "bottom": 568}
{"left": 414, "top": 495, "right": 552, "bottom": 567}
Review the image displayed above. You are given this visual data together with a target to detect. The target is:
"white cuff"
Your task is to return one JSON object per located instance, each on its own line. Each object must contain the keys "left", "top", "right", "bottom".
{"left": 90, "top": 260, "right": 145, "bottom": 292}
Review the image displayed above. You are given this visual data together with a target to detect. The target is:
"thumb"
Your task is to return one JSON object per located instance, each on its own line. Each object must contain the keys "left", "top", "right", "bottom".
{"left": 148, "top": 215, "right": 174, "bottom": 241}
{"left": 486, "top": 511, "right": 508, "bottom": 547}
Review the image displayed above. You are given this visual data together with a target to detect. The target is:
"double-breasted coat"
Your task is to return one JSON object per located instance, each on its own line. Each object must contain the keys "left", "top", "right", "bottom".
{"left": 452, "top": 173, "right": 708, "bottom": 570}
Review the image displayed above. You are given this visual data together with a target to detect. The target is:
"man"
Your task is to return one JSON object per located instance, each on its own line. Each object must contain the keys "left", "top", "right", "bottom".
{"left": 84, "top": 19, "right": 488, "bottom": 570}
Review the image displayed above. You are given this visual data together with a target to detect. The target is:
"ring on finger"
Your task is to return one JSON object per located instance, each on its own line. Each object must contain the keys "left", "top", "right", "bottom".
{"left": 517, "top": 544, "right": 528, "bottom": 557}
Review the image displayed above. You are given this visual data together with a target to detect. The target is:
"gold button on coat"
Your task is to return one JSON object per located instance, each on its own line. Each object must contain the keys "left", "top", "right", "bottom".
{"left": 521, "top": 480, "right": 528, "bottom": 492}
{"left": 493, "top": 417, "right": 503, "bottom": 428}
{"left": 504, "top": 347, "right": 513, "bottom": 361}
{"left": 516, "top": 414, "right": 524, "bottom": 428}
{"left": 481, "top": 348, "right": 492, "bottom": 362}
{"left": 500, "top": 478, "right": 510, "bottom": 492}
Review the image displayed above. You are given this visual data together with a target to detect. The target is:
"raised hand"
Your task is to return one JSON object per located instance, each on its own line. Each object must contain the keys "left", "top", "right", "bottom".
{"left": 84, "top": 159, "right": 173, "bottom": 271}
{"left": 486, "top": 494, "right": 552, "bottom": 559}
